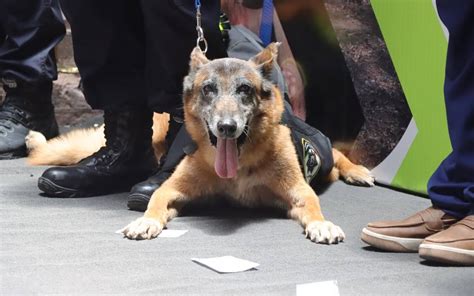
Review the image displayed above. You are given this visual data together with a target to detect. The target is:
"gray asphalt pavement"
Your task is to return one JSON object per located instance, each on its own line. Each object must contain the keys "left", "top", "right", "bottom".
{"left": 1, "top": 159, "right": 473, "bottom": 295}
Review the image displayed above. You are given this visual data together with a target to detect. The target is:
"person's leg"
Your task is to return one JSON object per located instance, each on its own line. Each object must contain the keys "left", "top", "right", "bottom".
{"left": 427, "top": 0, "right": 474, "bottom": 218}
{"left": 0, "top": 0, "right": 64, "bottom": 84}
{"left": 361, "top": 1, "right": 473, "bottom": 265}
{"left": 141, "top": 0, "right": 227, "bottom": 116}
{"left": 38, "top": 0, "right": 158, "bottom": 197}
{"left": 418, "top": 0, "right": 474, "bottom": 265}
{"left": 127, "top": 0, "right": 227, "bottom": 210}
{"left": 0, "top": 0, "right": 64, "bottom": 159}
{"left": 59, "top": 0, "right": 148, "bottom": 110}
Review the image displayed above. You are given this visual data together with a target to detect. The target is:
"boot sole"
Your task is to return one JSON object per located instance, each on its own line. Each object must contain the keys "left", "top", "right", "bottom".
{"left": 419, "top": 243, "right": 474, "bottom": 266}
{"left": 0, "top": 147, "right": 27, "bottom": 160}
{"left": 38, "top": 177, "right": 82, "bottom": 198}
{"left": 361, "top": 228, "right": 423, "bottom": 252}
{"left": 127, "top": 193, "right": 150, "bottom": 212}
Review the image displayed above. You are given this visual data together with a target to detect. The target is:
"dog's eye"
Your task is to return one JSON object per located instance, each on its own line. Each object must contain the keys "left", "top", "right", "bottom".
{"left": 202, "top": 84, "right": 216, "bottom": 96}
{"left": 237, "top": 84, "right": 252, "bottom": 94}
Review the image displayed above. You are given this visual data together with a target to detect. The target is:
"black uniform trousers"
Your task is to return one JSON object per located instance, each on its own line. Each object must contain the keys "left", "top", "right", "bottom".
{"left": 59, "top": 0, "right": 227, "bottom": 115}
{"left": 0, "top": 0, "right": 65, "bottom": 84}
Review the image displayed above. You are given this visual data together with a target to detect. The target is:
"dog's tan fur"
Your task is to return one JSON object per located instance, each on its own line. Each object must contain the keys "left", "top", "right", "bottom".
{"left": 26, "top": 113, "right": 170, "bottom": 165}
{"left": 27, "top": 44, "right": 373, "bottom": 244}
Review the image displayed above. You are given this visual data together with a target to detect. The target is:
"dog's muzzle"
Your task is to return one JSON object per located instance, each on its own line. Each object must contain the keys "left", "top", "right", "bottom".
{"left": 208, "top": 125, "right": 248, "bottom": 148}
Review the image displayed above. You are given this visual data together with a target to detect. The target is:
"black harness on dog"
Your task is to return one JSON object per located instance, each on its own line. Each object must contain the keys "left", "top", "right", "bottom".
{"left": 281, "top": 99, "right": 334, "bottom": 186}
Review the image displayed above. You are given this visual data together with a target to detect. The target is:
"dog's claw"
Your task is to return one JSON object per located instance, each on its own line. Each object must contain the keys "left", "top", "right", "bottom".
{"left": 120, "top": 217, "right": 163, "bottom": 240}
{"left": 305, "top": 221, "right": 345, "bottom": 245}
{"left": 343, "top": 165, "right": 375, "bottom": 187}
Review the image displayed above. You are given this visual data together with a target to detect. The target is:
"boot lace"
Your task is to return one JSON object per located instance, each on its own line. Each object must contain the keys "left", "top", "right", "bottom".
{"left": 0, "top": 104, "right": 27, "bottom": 135}
{"left": 80, "top": 141, "right": 124, "bottom": 166}
{"left": 97, "top": 145, "right": 121, "bottom": 165}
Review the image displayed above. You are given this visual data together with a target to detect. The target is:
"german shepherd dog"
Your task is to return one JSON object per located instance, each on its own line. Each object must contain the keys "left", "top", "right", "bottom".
{"left": 27, "top": 43, "right": 374, "bottom": 244}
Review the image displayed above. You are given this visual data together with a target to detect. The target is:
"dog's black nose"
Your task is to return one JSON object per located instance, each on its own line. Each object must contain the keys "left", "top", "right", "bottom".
{"left": 217, "top": 120, "right": 237, "bottom": 138}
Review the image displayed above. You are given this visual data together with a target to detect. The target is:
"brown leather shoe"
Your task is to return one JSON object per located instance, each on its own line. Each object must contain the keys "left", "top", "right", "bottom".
{"left": 361, "top": 207, "right": 459, "bottom": 252}
{"left": 419, "top": 215, "right": 474, "bottom": 266}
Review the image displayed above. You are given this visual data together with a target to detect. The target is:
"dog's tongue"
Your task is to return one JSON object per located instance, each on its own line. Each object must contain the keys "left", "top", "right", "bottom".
{"left": 215, "top": 138, "right": 238, "bottom": 179}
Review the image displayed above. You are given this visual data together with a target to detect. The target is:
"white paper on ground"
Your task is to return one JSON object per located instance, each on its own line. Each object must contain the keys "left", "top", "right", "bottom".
{"left": 191, "top": 256, "right": 259, "bottom": 273}
{"left": 157, "top": 229, "right": 188, "bottom": 238}
{"left": 296, "top": 280, "right": 340, "bottom": 296}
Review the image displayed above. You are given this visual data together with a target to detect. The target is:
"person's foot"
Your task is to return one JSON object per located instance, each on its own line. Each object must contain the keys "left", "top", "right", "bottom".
{"left": 127, "top": 121, "right": 195, "bottom": 211}
{"left": 127, "top": 170, "right": 173, "bottom": 211}
{"left": 419, "top": 215, "right": 474, "bottom": 266}
{"left": 361, "top": 207, "right": 459, "bottom": 252}
{"left": 38, "top": 110, "right": 158, "bottom": 197}
{"left": 0, "top": 81, "right": 58, "bottom": 159}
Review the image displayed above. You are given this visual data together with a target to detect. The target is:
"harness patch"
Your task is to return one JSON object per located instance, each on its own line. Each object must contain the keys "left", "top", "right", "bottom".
{"left": 302, "top": 138, "right": 321, "bottom": 184}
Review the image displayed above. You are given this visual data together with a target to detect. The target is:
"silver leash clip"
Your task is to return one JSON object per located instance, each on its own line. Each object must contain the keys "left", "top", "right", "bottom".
{"left": 195, "top": 5, "right": 208, "bottom": 53}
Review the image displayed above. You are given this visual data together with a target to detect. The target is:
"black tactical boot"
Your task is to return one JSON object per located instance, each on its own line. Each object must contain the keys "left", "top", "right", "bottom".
{"left": 127, "top": 118, "right": 195, "bottom": 211}
{"left": 38, "top": 110, "right": 158, "bottom": 197}
{"left": 0, "top": 81, "right": 58, "bottom": 159}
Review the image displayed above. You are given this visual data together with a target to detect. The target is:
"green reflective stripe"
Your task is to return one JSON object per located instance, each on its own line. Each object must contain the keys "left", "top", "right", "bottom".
{"left": 371, "top": 0, "right": 451, "bottom": 194}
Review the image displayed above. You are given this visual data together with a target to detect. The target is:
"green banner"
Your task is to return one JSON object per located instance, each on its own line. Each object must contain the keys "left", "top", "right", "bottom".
{"left": 371, "top": 0, "right": 451, "bottom": 193}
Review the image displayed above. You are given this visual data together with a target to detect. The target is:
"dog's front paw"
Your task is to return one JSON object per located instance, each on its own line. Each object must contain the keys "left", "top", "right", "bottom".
{"left": 25, "top": 130, "right": 47, "bottom": 151}
{"left": 119, "top": 217, "right": 163, "bottom": 240}
{"left": 342, "top": 165, "right": 375, "bottom": 187}
{"left": 305, "top": 221, "right": 345, "bottom": 244}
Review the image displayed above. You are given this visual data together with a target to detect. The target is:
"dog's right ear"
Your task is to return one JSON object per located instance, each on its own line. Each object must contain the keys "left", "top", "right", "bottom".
{"left": 189, "top": 47, "right": 209, "bottom": 72}
{"left": 184, "top": 47, "right": 209, "bottom": 96}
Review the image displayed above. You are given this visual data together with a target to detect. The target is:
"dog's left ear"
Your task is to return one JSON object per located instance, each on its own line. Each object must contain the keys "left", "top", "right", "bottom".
{"left": 250, "top": 42, "right": 280, "bottom": 78}
{"left": 189, "top": 47, "right": 209, "bottom": 72}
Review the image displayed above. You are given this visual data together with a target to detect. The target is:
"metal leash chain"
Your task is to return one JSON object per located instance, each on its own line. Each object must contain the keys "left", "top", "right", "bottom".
{"left": 195, "top": 0, "right": 208, "bottom": 53}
